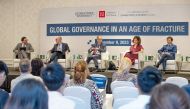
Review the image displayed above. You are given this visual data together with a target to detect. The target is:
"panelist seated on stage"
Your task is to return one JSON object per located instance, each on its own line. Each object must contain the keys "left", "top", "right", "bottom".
{"left": 48, "top": 36, "right": 70, "bottom": 63}
{"left": 86, "top": 36, "right": 106, "bottom": 70}
{"left": 155, "top": 36, "right": 177, "bottom": 70}
{"left": 13, "top": 36, "right": 34, "bottom": 59}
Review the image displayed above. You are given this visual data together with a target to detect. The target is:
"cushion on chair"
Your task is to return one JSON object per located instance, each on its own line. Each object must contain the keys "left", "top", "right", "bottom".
{"left": 166, "top": 60, "right": 175, "bottom": 65}
{"left": 58, "top": 59, "right": 66, "bottom": 63}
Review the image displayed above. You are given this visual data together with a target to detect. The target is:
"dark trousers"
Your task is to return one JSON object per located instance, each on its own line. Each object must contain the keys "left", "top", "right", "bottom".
{"left": 49, "top": 52, "right": 65, "bottom": 63}
{"left": 86, "top": 55, "right": 101, "bottom": 69}
{"left": 157, "top": 54, "right": 174, "bottom": 70}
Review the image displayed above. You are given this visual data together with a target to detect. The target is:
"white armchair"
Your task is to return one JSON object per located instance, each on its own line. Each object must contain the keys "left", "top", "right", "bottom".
{"left": 120, "top": 51, "right": 144, "bottom": 70}
{"left": 58, "top": 53, "right": 72, "bottom": 69}
{"left": 85, "top": 51, "right": 109, "bottom": 69}
{"left": 157, "top": 51, "right": 180, "bottom": 71}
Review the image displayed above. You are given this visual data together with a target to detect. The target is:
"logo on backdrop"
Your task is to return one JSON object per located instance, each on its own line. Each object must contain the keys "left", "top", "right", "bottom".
{"left": 99, "top": 11, "right": 106, "bottom": 18}
{"left": 75, "top": 12, "right": 95, "bottom": 17}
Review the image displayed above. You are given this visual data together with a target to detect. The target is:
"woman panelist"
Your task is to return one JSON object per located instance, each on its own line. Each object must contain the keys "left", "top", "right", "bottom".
{"left": 124, "top": 36, "right": 144, "bottom": 66}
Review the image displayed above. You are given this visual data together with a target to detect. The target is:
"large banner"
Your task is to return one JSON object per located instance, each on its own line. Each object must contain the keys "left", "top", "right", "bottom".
{"left": 40, "top": 5, "right": 190, "bottom": 55}
{"left": 47, "top": 22, "right": 188, "bottom": 36}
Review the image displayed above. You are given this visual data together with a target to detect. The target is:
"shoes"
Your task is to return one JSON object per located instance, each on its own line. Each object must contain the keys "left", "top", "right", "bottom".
{"left": 154, "top": 64, "right": 159, "bottom": 68}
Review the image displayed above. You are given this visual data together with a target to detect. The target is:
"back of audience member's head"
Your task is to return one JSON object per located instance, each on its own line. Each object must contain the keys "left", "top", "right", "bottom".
{"left": 5, "top": 79, "right": 48, "bottom": 109}
{"left": 74, "top": 61, "right": 87, "bottom": 84}
{"left": 19, "top": 59, "right": 30, "bottom": 73}
{"left": 41, "top": 63, "right": 65, "bottom": 91}
{"left": 0, "top": 60, "right": 9, "bottom": 86}
{"left": 31, "top": 58, "right": 43, "bottom": 76}
{"left": 0, "top": 90, "right": 9, "bottom": 109}
{"left": 148, "top": 83, "right": 190, "bottom": 109}
{"left": 182, "top": 84, "right": 190, "bottom": 99}
{"left": 137, "top": 66, "right": 162, "bottom": 94}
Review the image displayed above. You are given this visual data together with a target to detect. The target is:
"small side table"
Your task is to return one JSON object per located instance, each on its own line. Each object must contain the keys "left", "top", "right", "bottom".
{"left": 139, "top": 55, "right": 157, "bottom": 69}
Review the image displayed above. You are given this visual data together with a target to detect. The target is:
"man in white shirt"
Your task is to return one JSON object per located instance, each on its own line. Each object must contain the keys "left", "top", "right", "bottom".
{"left": 11, "top": 59, "right": 42, "bottom": 91}
{"left": 119, "top": 66, "right": 162, "bottom": 109}
{"left": 41, "top": 63, "right": 75, "bottom": 109}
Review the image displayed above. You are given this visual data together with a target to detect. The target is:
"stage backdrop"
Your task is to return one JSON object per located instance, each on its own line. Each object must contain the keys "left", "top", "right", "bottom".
{"left": 40, "top": 5, "right": 190, "bottom": 57}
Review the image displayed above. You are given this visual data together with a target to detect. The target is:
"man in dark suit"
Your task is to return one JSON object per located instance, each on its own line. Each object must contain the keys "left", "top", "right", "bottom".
{"left": 13, "top": 37, "right": 34, "bottom": 59}
{"left": 86, "top": 36, "right": 106, "bottom": 70}
{"left": 48, "top": 36, "right": 70, "bottom": 63}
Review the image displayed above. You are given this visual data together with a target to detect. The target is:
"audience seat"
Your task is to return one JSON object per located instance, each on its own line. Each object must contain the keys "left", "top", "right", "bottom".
{"left": 165, "top": 76, "right": 188, "bottom": 87}
{"left": 91, "top": 74, "right": 108, "bottom": 102}
{"left": 111, "top": 81, "right": 135, "bottom": 92}
{"left": 113, "top": 98, "right": 136, "bottom": 109}
{"left": 64, "top": 86, "right": 91, "bottom": 109}
{"left": 64, "top": 96, "right": 88, "bottom": 109}
{"left": 112, "top": 86, "right": 139, "bottom": 100}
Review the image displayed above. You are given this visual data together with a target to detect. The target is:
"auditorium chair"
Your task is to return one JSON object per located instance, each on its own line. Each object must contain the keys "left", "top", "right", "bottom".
{"left": 112, "top": 86, "right": 139, "bottom": 109}
{"left": 64, "top": 86, "right": 91, "bottom": 109}
{"left": 64, "top": 96, "right": 88, "bottom": 109}
{"left": 84, "top": 51, "right": 109, "bottom": 70}
{"left": 111, "top": 81, "right": 135, "bottom": 92}
{"left": 90, "top": 74, "right": 108, "bottom": 102}
{"left": 165, "top": 76, "right": 188, "bottom": 87}
{"left": 113, "top": 98, "right": 136, "bottom": 109}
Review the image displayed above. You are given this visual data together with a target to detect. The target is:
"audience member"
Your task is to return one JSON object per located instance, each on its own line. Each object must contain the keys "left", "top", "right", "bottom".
{"left": 41, "top": 63, "right": 76, "bottom": 109}
{"left": 182, "top": 84, "right": 190, "bottom": 99}
{"left": 0, "top": 61, "right": 9, "bottom": 109}
{"left": 68, "top": 61, "right": 103, "bottom": 109}
{"left": 119, "top": 66, "right": 162, "bottom": 109}
{"left": 112, "top": 58, "right": 137, "bottom": 85}
{"left": 31, "top": 58, "right": 44, "bottom": 76}
{"left": 11, "top": 59, "right": 42, "bottom": 91}
{"left": 5, "top": 79, "right": 48, "bottom": 109}
{"left": 148, "top": 83, "right": 190, "bottom": 109}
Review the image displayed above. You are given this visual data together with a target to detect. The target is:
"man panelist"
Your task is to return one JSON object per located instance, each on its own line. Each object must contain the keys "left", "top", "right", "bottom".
{"left": 13, "top": 36, "right": 34, "bottom": 59}
{"left": 86, "top": 36, "right": 106, "bottom": 70}
{"left": 48, "top": 36, "right": 70, "bottom": 63}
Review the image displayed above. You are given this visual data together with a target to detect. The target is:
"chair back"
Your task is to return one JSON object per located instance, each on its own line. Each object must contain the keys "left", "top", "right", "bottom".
{"left": 165, "top": 76, "right": 188, "bottom": 87}
{"left": 101, "top": 51, "right": 109, "bottom": 60}
{"left": 64, "top": 86, "right": 91, "bottom": 109}
{"left": 64, "top": 96, "right": 88, "bottom": 109}
{"left": 113, "top": 98, "right": 136, "bottom": 109}
{"left": 113, "top": 86, "right": 139, "bottom": 100}
{"left": 111, "top": 81, "right": 135, "bottom": 92}
{"left": 91, "top": 74, "right": 108, "bottom": 89}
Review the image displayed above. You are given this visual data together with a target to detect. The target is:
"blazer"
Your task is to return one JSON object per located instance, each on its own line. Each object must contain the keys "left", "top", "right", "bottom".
{"left": 51, "top": 43, "right": 70, "bottom": 55}
{"left": 158, "top": 44, "right": 177, "bottom": 59}
{"left": 13, "top": 43, "right": 34, "bottom": 53}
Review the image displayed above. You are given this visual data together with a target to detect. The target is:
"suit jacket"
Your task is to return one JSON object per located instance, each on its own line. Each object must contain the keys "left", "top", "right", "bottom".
{"left": 158, "top": 44, "right": 177, "bottom": 59}
{"left": 13, "top": 43, "right": 34, "bottom": 58}
{"left": 88, "top": 42, "right": 106, "bottom": 55}
{"left": 51, "top": 43, "right": 70, "bottom": 55}
{"left": 13, "top": 43, "right": 34, "bottom": 52}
